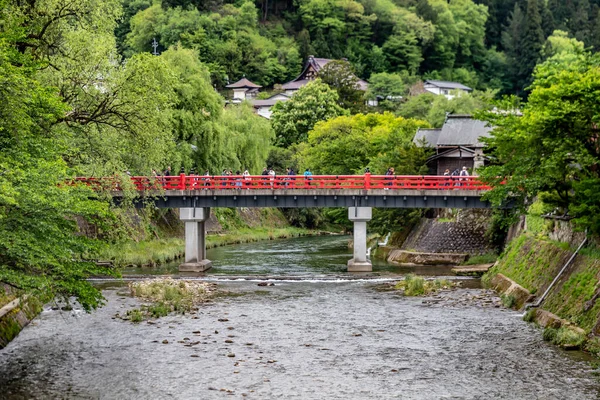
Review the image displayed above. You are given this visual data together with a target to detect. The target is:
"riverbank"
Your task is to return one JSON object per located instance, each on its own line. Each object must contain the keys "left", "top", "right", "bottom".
{"left": 483, "top": 229, "right": 600, "bottom": 355}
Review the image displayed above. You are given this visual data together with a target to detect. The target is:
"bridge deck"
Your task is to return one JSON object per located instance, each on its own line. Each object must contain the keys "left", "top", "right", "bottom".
{"left": 122, "top": 188, "right": 491, "bottom": 208}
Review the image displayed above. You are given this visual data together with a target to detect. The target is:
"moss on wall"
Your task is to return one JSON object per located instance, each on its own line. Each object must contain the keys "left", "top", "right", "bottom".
{"left": 486, "top": 233, "right": 600, "bottom": 333}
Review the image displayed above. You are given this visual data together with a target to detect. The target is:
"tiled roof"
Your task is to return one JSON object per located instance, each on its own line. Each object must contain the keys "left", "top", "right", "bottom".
{"left": 226, "top": 77, "right": 262, "bottom": 89}
{"left": 281, "top": 79, "right": 311, "bottom": 90}
{"left": 436, "top": 115, "right": 492, "bottom": 146}
{"left": 413, "top": 128, "right": 442, "bottom": 147}
{"left": 424, "top": 80, "right": 472, "bottom": 91}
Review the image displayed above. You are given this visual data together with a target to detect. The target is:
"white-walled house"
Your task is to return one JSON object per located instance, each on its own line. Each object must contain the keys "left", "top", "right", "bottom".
{"left": 424, "top": 80, "right": 472, "bottom": 100}
{"left": 250, "top": 93, "right": 290, "bottom": 119}
{"left": 226, "top": 77, "right": 262, "bottom": 102}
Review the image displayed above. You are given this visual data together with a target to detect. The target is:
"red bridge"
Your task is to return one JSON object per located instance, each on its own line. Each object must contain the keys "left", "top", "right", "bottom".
{"left": 75, "top": 174, "right": 497, "bottom": 273}
{"left": 75, "top": 173, "right": 494, "bottom": 210}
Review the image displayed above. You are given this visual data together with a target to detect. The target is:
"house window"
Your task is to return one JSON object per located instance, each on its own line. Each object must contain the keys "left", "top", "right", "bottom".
{"left": 443, "top": 89, "right": 449, "bottom": 95}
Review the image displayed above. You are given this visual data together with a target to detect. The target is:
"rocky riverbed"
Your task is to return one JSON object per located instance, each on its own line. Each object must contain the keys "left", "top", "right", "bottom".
{"left": 0, "top": 280, "right": 598, "bottom": 399}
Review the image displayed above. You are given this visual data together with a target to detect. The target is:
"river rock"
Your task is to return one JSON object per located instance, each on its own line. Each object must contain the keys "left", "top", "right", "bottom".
{"left": 387, "top": 250, "right": 467, "bottom": 265}
{"left": 533, "top": 309, "right": 563, "bottom": 329}
{"left": 162, "top": 340, "right": 169, "bottom": 344}
{"left": 489, "top": 273, "right": 534, "bottom": 310}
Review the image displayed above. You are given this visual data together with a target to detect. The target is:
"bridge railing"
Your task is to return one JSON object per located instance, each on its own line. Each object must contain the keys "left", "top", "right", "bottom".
{"left": 75, "top": 174, "right": 490, "bottom": 191}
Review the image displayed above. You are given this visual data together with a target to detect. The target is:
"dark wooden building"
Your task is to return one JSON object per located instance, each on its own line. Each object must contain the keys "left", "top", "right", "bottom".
{"left": 413, "top": 115, "right": 493, "bottom": 175}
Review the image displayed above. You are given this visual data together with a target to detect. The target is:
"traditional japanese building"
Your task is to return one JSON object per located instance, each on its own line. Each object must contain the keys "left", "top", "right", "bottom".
{"left": 226, "top": 77, "right": 262, "bottom": 102}
{"left": 281, "top": 55, "right": 368, "bottom": 96}
{"left": 250, "top": 93, "right": 290, "bottom": 119}
{"left": 424, "top": 80, "right": 472, "bottom": 100}
{"left": 414, "top": 115, "right": 493, "bottom": 175}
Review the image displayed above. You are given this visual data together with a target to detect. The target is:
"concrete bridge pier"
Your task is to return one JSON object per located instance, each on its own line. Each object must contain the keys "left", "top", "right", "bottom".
{"left": 179, "top": 208, "right": 212, "bottom": 272}
{"left": 347, "top": 207, "right": 372, "bottom": 272}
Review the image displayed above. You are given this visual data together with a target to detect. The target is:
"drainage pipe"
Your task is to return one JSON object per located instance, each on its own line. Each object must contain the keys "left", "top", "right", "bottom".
{"left": 527, "top": 234, "right": 588, "bottom": 309}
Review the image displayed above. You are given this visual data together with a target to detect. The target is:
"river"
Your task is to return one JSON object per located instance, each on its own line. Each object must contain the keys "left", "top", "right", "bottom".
{"left": 0, "top": 235, "right": 598, "bottom": 399}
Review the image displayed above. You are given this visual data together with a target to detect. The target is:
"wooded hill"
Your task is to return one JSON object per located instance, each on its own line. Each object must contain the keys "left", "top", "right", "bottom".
{"left": 118, "top": 0, "right": 600, "bottom": 95}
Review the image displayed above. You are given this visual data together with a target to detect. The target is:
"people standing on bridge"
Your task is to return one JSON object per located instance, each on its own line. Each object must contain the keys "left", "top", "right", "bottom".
{"left": 443, "top": 169, "right": 451, "bottom": 187}
{"left": 203, "top": 170, "right": 211, "bottom": 189}
{"left": 304, "top": 168, "right": 313, "bottom": 187}
{"left": 284, "top": 167, "right": 291, "bottom": 187}
{"left": 235, "top": 170, "right": 243, "bottom": 188}
{"left": 261, "top": 167, "right": 269, "bottom": 188}
{"left": 243, "top": 169, "right": 251, "bottom": 189}
{"left": 268, "top": 167, "right": 276, "bottom": 187}
{"left": 459, "top": 166, "right": 469, "bottom": 188}
{"left": 288, "top": 167, "right": 296, "bottom": 188}
{"left": 164, "top": 166, "right": 171, "bottom": 176}
{"left": 384, "top": 167, "right": 394, "bottom": 189}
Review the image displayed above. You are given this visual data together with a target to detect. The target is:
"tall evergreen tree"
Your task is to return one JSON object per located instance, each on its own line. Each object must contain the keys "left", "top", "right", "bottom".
{"left": 540, "top": 1, "right": 555, "bottom": 38}
{"left": 592, "top": 8, "right": 600, "bottom": 51}
{"left": 570, "top": 0, "right": 592, "bottom": 44}
{"left": 502, "top": 3, "right": 525, "bottom": 93}
{"left": 518, "top": 0, "right": 545, "bottom": 94}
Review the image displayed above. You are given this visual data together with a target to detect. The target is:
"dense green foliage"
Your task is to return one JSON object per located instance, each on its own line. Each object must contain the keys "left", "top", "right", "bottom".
{"left": 301, "top": 112, "right": 431, "bottom": 174}
{"left": 118, "top": 0, "right": 600, "bottom": 96}
{"left": 271, "top": 79, "right": 346, "bottom": 146}
{"left": 0, "top": 0, "right": 275, "bottom": 309}
{"left": 479, "top": 46, "right": 600, "bottom": 234}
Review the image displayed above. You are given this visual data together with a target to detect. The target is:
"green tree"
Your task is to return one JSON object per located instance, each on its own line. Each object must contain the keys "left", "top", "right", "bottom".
{"left": 220, "top": 102, "right": 275, "bottom": 174}
{"left": 270, "top": 79, "right": 346, "bottom": 146}
{"left": 318, "top": 60, "right": 365, "bottom": 113}
{"left": 366, "top": 72, "right": 408, "bottom": 111}
{"left": 517, "top": 0, "right": 545, "bottom": 94}
{"left": 301, "top": 112, "right": 431, "bottom": 175}
{"left": 160, "top": 47, "right": 224, "bottom": 173}
{"left": 479, "top": 51, "right": 600, "bottom": 233}
{"left": 0, "top": 0, "right": 116, "bottom": 310}
{"left": 398, "top": 91, "right": 494, "bottom": 127}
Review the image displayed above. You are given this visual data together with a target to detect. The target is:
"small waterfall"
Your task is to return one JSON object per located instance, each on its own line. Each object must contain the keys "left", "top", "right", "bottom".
{"left": 367, "top": 232, "right": 391, "bottom": 261}
{"left": 378, "top": 232, "right": 391, "bottom": 246}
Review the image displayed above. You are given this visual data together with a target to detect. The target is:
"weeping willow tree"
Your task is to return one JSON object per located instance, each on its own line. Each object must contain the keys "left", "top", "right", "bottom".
{"left": 220, "top": 102, "right": 275, "bottom": 174}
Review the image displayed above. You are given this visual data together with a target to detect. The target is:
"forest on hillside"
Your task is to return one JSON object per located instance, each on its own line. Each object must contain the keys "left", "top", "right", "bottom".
{"left": 119, "top": 0, "right": 600, "bottom": 96}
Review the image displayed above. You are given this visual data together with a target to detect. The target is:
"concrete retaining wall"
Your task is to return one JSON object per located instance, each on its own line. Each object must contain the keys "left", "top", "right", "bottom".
{"left": 400, "top": 210, "right": 494, "bottom": 255}
{"left": 388, "top": 250, "right": 468, "bottom": 265}
{"left": 489, "top": 273, "right": 534, "bottom": 310}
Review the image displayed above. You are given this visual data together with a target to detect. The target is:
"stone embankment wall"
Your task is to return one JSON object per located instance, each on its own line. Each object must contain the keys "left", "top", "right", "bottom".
{"left": 398, "top": 209, "right": 494, "bottom": 255}
{"left": 485, "top": 225, "right": 600, "bottom": 339}
{"left": 0, "top": 285, "right": 42, "bottom": 349}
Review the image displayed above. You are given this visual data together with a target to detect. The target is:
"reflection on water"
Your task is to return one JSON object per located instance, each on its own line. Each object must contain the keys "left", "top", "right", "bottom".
{"left": 121, "top": 235, "right": 463, "bottom": 279}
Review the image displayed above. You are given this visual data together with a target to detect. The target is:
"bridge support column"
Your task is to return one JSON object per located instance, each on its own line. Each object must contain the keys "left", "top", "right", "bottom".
{"left": 179, "top": 208, "right": 212, "bottom": 272}
{"left": 347, "top": 207, "right": 372, "bottom": 272}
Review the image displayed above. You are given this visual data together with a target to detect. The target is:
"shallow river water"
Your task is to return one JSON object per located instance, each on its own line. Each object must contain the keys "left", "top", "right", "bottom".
{"left": 0, "top": 236, "right": 599, "bottom": 399}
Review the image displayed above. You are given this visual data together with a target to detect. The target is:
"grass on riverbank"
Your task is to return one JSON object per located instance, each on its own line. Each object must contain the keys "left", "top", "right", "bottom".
{"left": 394, "top": 274, "right": 455, "bottom": 296}
{"left": 543, "top": 326, "right": 586, "bottom": 349}
{"left": 206, "top": 227, "right": 324, "bottom": 248}
{"left": 101, "top": 227, "right": 325, "bottom": 268}
{"left": 101, "top": 238, "right": 184, "bottom": 267}
{"left": 461, "top": 252, "right": 498, "bottom": 266}
{"left": 123, "top": 278, "right": 220, "bottom": 322}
